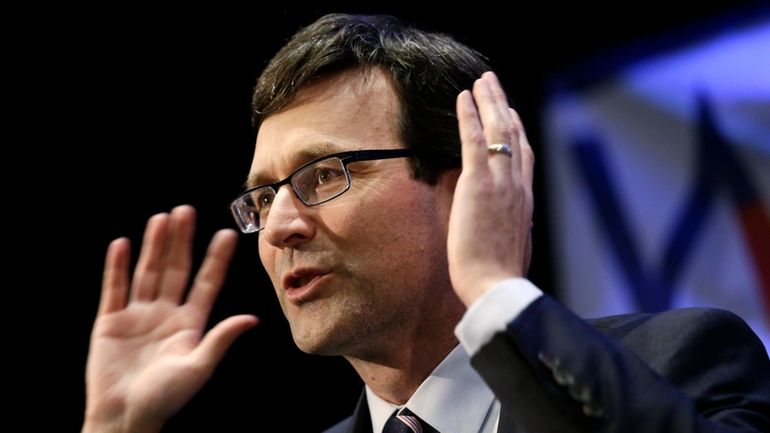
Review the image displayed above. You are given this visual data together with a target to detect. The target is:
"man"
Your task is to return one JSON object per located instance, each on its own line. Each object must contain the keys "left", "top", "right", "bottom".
{"left": 82, "top": 14, "right": 770, "bottom": 433}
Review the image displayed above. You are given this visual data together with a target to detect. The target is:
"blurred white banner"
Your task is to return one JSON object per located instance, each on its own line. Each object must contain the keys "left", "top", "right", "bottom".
{"left": 544, "top": 15, "right": 770, "bottom": 349}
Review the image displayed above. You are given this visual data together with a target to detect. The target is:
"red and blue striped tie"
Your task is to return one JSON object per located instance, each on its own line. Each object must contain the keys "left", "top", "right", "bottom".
{"left": 383, "top": 407, "right": 439, "bottom": 433}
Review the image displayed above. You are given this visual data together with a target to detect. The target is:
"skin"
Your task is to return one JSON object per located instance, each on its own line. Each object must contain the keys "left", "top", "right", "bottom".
{"left": 82, "top": 68, "right": 533, "bottom": 432}
{"left": 252, "top": 67, "right": 466, "bottom": 401}
{"left": 83, "top": 210, "right": 258, "bottom": 433}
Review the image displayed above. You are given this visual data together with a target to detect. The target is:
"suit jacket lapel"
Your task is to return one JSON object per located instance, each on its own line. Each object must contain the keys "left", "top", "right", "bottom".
{"left": 347, "top": 391, "right": 373, "bottom": 433}
{"left": 497, "top": 407, "right": 522, "bottom": 433}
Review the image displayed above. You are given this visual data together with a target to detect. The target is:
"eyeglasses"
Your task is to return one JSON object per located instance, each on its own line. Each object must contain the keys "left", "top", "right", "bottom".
{"left": 230, "top": 148, "right": 415, "bottom": 233}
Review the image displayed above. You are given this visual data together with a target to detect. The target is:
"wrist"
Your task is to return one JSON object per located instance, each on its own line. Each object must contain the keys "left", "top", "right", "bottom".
{"left": 456, "top": 275, "right": 518, "bottom": 307}
{"left": 81, "top": 419, "right": 123, "bottom": 433}
{"left": 82, "top": 412, "right": 162, "bottom": 433}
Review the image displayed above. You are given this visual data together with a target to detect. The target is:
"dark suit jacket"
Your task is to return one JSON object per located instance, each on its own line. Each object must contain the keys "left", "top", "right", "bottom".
{"left": 323, "top": 295, "right": 770, "bottom": 433}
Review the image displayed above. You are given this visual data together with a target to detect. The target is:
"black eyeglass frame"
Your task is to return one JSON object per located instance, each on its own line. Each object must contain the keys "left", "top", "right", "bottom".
{"left": 230, "top": 148, "right": 415, "bottom": 233}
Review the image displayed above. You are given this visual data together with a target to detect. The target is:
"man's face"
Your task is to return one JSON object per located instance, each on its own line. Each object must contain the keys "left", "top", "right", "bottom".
{"left": 250, "top": 68, "right": 455, "bottom": 359}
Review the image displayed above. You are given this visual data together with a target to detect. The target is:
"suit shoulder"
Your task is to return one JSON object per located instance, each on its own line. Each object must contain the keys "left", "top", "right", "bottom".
{"left": 590, "top": 307, "right": 767, "bottom": 373}
{"left": 588, "top": 307, "right": 756, "bottom": 341}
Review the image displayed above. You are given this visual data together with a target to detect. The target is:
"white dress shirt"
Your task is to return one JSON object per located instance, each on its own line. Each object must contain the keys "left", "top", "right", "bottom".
{"left": 366, "top": 278, "right": 542, "bottom": 433}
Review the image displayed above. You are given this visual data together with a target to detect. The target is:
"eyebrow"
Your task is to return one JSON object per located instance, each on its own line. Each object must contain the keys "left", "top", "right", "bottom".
{"left": 244, "top": 142, "right": 341, "bottom": 189}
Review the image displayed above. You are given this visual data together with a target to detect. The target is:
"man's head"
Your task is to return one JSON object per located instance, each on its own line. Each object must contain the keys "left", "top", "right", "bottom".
{"left": 252, "top": 13, "right": 490, "bottom": 184}
{"left": 246, "top": 14, "right": 489, "bottom": 362}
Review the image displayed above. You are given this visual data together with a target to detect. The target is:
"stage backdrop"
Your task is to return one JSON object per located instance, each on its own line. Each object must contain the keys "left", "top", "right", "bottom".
{"left": 543, "top": 13, "right": 770, "bottom": 349}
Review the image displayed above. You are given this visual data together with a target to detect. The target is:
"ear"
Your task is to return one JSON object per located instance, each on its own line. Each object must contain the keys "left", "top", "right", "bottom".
{"left": 434, "top": 168, "right": 461, "bottom": 230}
{"left": 436, "top": 168, "right": 460, "bottom": 197}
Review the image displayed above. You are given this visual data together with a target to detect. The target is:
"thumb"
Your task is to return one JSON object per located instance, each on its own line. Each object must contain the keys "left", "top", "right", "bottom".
{"left": 193, "top": 315, "right": 259, "bottom": 370}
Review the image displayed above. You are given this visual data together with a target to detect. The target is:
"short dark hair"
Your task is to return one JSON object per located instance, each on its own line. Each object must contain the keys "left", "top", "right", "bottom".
{"left": 251, "top": 13, "right": 490, "bottom": 184}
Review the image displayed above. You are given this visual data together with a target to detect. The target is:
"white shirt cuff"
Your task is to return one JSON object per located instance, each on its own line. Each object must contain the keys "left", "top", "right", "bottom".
{"left": 455, "top": 278, "right": 543, "bottom": 356}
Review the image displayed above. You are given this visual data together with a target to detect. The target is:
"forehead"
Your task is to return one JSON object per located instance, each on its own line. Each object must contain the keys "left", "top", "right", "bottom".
{"left": 248, "top": 68, "right": 402, "bottom": 185}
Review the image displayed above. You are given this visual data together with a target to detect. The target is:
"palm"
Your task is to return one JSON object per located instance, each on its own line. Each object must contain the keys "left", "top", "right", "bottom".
{"left": 83, "top": 206, "right": 257, "bottom": 432}
{"left": 449, "top": 73, "right": 534, "bottom": 306}
{"left": 88, "top": 302, "right": 206, "bottom": 419}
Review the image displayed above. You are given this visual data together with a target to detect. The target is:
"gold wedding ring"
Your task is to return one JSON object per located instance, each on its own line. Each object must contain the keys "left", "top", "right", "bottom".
{"left": 487, "top": 143, "right": 513, "bottom": 157}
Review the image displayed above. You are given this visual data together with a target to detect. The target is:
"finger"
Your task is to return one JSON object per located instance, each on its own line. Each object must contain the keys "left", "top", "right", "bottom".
{"left": 509, "top": 108, "right": 535, "bottom": 190}
{"left": 186, "top": 229, "right": 238, "bottom": 317}
{"left": 158, "top": 205, "right": 196, "bottom": 303}
{"left": 456, "top": 90, "right": 488, "bottom": 174}
{"left": 474, "top": 72, "right": 517, "bottom": 172}
{"left": 192, "top": 315, "right": 259, "bottom": 371}
{"left": 131, "top": 213, "right": 170, "bottom": 302}
{"left": 98, "top": 237, "right": 130, "bottom": 315}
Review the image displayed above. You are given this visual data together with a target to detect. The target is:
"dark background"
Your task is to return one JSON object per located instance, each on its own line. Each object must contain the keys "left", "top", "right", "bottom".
{"left": 46, "top": 2, "right": 764, "bottom": 431}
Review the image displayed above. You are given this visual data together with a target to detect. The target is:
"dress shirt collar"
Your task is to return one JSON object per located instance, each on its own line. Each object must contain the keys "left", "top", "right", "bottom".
{"left": 366, "top": 344, "right": 495, "bottom": 433}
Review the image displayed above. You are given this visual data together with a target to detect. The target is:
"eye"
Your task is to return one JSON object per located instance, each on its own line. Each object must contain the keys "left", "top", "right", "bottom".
{"left": 316, "top": 167, "right": 344, "bottom": 184}
{"left": 292, "top": 157, "right": 348, "bottom": 203}
{"left": 252, "top": 188, "right": 275, "bottom": 210}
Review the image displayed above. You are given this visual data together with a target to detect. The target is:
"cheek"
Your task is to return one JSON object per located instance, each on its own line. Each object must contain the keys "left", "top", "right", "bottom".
{"left": 330, "top": 196, "right": 395, "bottom": 237}
{"left": 338, "top": 185, "right": 444, "bottom": 257}
{"left": 258, "top": 238, "right": 280, "bottom": 282}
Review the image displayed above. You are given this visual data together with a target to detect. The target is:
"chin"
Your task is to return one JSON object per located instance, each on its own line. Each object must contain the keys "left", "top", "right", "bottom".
{"left": 289, "top": 320, "right": 358, "bottom": 356}
{"left": 292, "top": 334, "right": 341, "bottom": 356}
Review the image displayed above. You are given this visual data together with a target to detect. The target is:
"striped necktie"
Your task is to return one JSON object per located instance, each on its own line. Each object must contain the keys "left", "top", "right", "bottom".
{"left": 382, "top": 407, "right": 439, "bottom": 433}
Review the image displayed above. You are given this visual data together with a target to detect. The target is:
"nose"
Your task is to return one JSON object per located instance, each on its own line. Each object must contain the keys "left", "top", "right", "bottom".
{"left": 261, "top": 185, "right": 316, "bottom": 248}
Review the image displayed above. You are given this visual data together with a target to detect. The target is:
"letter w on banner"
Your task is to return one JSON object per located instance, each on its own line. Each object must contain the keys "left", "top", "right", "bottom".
{"left": 543, "top": 12, "right": 770, "bottom": 350}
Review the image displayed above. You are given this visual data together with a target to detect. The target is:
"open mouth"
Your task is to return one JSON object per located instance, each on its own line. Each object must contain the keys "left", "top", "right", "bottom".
{"left": 288, "top": 273, "right": 322, "bottom": 289}
{"left": 283, "top": 268, "right": 331, "bottom": 292}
